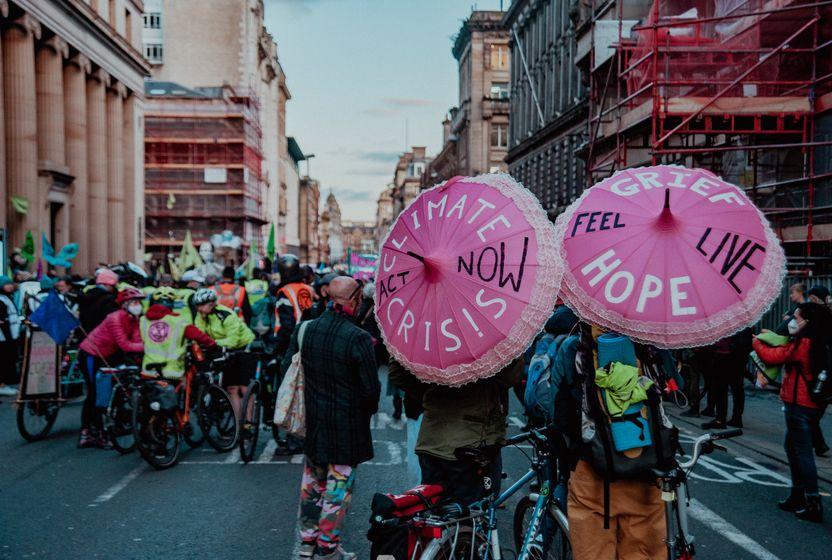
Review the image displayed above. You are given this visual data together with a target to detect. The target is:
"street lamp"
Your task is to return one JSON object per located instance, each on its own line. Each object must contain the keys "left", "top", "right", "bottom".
{"left": 305, "top": 153, "right": 316, "bottom": 177}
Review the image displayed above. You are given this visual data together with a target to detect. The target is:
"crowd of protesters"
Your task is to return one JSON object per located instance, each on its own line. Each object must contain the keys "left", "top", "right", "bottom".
{"left": 1, "top": 253, "right": 829, "bottom": 559}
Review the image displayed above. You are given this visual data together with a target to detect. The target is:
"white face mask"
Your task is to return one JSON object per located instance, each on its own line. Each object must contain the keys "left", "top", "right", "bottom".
{"left": 787, "top": 318, "right": 801, "bottom": 335}
{"left": 127, "top": 303, "right": 143, "bottom": 317}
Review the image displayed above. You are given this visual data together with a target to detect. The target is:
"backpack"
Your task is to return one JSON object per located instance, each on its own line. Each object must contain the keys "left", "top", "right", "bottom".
{"left": 249, "top": 295, "right": 274, "bottom": 336}
{"left": 575, "top": 326, "right": 679, "bottom": 527}
{"left": 523, "top": 333, "right": 565, "bottom": 422}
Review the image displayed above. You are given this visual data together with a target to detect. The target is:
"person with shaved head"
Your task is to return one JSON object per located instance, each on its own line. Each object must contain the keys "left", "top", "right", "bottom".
{"left": 281, "top": 275, "right": 380, "bottom": 560}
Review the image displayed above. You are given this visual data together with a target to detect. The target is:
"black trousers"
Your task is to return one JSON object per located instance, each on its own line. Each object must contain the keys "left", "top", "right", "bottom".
{"left": 419, "top": 452, "right": 502, "bottom": 505}
{"left": 714, "top": 357, "right": 746, "bottom": 423}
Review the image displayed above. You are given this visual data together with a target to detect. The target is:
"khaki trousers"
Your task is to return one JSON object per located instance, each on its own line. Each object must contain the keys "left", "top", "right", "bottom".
{"left": 568, "top": 460, "right": 666, "bottom": 560}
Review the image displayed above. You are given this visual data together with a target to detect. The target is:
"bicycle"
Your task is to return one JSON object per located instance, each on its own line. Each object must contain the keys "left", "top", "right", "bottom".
{"left": 131, "top": 345, "right": 238, "bottom": 469}
{"left": 100, "top": 364, "right": 142, "bottom": 454}
{"left": 238, "top": 345, "right": 280, "bottom": 462}
{"left": 657, "top": 428, "right": 743, "bottom": 560}
{"left": 15, "top": 341, "right": 85, "bottom": 442}
{"left": 417, "top": 426, "right": 567, "bottom": 560}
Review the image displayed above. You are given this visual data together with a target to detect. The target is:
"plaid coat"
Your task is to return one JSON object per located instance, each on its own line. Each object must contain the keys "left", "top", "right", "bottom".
{"left": 281, "top": 309, "right": 380, "bottom": 466}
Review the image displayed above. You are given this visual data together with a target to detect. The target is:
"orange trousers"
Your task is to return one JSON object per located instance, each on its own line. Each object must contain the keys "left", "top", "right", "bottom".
{"left": 568, "top": 460, "right": 666, "bottom": 560}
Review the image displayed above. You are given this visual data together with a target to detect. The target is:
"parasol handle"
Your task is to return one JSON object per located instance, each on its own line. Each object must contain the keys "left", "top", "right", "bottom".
{"left": 663, "top": 189, "right": 670, "bottom": 210}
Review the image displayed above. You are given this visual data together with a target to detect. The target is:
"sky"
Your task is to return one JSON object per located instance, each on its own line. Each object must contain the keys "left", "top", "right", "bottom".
{"left": 263, "top": 0, "right": 506, "bottom": 222}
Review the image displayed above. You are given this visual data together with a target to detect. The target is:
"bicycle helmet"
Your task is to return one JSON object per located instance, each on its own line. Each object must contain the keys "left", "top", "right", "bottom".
{"left": 193, "top": 287, "right": 218, "bottom": 306}
{"left": 116, "top": 287, "right": 145, "bottom": 305}
{"left": 151, "top": 286, "right": 178, "bottom": 307}
{"left": 277, "top": 254, "right": 303, "bottom": 284}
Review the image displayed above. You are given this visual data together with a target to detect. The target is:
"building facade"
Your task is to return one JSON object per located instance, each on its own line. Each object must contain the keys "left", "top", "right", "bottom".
{"left": 298, "top": 176, "right": 320, "bottom": 264}
{"left": 141, "top": 0, "right": 288, "bottom": 259}
{"left": 321, "top": 192, "right": 343, "bottom": 264}
{"left": 281, "top": 136, "right": 303, "bottom": 255}
{"left": 424, "top": 11, "right": 510, "bottom": 187}
{"left": 375, "top": 185, "right": 394, "bottom": 249}
{"left": 342, "top": 220, "right": 377, "bottom": 255}
{"left": 391, "top": 147, "right": 431, "bottom": 218}
{"left": 1, "top": 0, "right": 149, "bottom": 272}
{"left": 503, "top": 0, "right": 587, "bottom": 219}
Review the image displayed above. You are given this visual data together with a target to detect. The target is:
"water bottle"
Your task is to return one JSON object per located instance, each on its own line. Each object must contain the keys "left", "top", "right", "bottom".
{"left": 811, "top": 370, "right": 828, "bottom": 400}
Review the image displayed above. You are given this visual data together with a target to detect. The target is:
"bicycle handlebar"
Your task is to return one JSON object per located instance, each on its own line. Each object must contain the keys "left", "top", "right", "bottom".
{"left": 504, "top": 426, "right": 548, "bottom": 446}
{"left": 678, "top": 429, "right": 743, "bottom": 470}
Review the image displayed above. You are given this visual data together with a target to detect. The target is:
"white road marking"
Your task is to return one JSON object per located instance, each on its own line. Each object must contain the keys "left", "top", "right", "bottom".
{"left": 291, "top": 454, "right": 304, "bottom": 464}
{"left": 689, "top": 499, "right": 782, "bottom": 560}
{"left": 255, "top": 438, "right": 278, "bottom": 463}
{"left": 90, "top": 464, "right": 147, "bottom": 505}
{"left": 371, "top": 412, "right": 405, "bottom": 430}
{"left": 223, "top": 449, "right": 241, "bottom": 463}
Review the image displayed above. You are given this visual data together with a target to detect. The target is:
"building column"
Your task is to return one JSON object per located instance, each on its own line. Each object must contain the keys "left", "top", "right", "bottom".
{"left": 36, "top": 34, "right": 71, "bottom": 252}
{"left": 3, "top": 14, "right": 41, "bottom": 251}
{"left": 0, "top": 1, "right": 9, "bottom": 231}
{"left": 65, "top": 53, "right": 90, "bottom": 272}
{"left": 86, "top": 68, "right": 109, "bottom": 266}
{"left": 122, "top": 93, "right": 135, "bottom": 264}
{"left": 106, "top": 82, "right": 126, "bottom": 262}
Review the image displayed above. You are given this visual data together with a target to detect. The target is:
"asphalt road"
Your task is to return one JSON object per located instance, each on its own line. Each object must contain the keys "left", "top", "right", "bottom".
{"left": 1, "top": 370, "right": 830, "bottom": 560}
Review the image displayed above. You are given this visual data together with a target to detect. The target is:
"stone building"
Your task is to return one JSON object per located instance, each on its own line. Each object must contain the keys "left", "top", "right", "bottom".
{"left": 391, "top": 147, "right": 431, "bottom": 218}
{"left": 424, "top": 10, "right": 510, "bottom": 187}
{"left": 1, "top": 0, "right": 149, "bottom": 272}
{"left": 321, "top": 192, "right": 343, "bottom": 263}
{"left": 141, "top": 0, "right": 289, "bottom": 259}
{"left": 298, "top": 176, "right": 320, "bottom": 264}
{"left": 375, "top": 185, "right": 394, "bottom": 248}
{"left": 342, "top": 220, "right": 377, "bottom": 255}
{"left": 280, "top": 136, "right": 304, "bottom": 255}
{"left": 503, "top": 0, "right": 586, "bottom": 218}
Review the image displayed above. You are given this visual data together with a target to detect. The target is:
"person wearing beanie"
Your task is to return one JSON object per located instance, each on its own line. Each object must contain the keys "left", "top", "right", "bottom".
{"left": 0, "top": 276, "right": 21, "bottom": 397}
{"left": 211, "top": 265, "right": 251, "bottom": 323}
{"left": 78, "top": 268, "right": 119, "bottom": 338}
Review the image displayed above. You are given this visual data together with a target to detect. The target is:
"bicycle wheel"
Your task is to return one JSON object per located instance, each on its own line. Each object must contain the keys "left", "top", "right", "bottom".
{"left": 131, "top": 392, "right": 181, "bottom": 469}
{"left": 196, "top": 384, "right": 239, "bottom": 452}
{"left": 16, "top": 400, "right": 59, "bottom": 442}
{"left": 513, "top": 497, "right": 572, "bottom": 560}
{"left": 420, "top": 522, "right": 489, "bottom": 559}
{"left": 105, "top": 386, "right": 135, "bottom": 454}
{"left": 239, "top": 380, "right": 262, "bottom": 463}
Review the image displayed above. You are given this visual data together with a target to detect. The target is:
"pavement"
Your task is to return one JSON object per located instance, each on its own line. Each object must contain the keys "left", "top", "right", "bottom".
{"left": 1, "top": 369, "right": 830, "bottom": 560}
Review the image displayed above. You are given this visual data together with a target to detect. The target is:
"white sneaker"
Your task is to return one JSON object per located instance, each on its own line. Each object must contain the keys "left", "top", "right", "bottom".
{"left": 0, "top": 385, "right": 18, "bottom": 396}
{"left": 298, "top": 542, "right": 315, "bottom": 559}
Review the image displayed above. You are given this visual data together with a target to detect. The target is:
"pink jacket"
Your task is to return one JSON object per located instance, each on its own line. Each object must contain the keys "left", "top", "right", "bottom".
{"left": 80, "top": 309, "right": 143, "bottom": 359}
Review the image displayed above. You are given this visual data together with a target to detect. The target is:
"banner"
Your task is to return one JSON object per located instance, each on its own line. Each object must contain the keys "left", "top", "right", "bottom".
{"left": 349, "top": 252, "right": 377, "bottom": 281}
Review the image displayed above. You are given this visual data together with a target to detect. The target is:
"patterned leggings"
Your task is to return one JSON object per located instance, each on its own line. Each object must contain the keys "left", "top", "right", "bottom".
{"left": 299, "top": 459, "right": 356, "bottom": 551}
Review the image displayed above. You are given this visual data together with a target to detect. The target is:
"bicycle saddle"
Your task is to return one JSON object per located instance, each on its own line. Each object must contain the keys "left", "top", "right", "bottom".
{"left": 454, "top": 444, "right": 502, "bottom": 467}
{"left": 145, "top": 362, "right": 165, "bottom": 374}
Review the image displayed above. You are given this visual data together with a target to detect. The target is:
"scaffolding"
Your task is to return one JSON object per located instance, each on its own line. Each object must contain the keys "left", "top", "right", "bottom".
{"left": 585, "top": 0, "right": 832, "bottom": 272}
{"left": 144, "top": 89, "right": 266, "bottom": 257}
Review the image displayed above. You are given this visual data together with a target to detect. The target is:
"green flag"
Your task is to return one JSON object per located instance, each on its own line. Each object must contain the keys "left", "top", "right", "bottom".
{"left": 245, "top": 239, "right": 258, "bottom": 279}
{"left": 179, "top": 230, "right": 203, "bottom": 270}
{"left": 21, "top": 231, "right": 35, "bottom": 264}
{"left": 11, "top": 196, "right": 28, "bottom": 215}
{"left": 266, "top": 223, "right": 276, "bottom": 258}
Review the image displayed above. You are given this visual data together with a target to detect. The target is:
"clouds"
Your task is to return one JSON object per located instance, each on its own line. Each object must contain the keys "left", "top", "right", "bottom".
{"left": 331, "top": 187, "right": 381, "bottom": 202}
{"left": 355, "top": 150, "right": 401, "bottom": 163}
{"left": 362, "top": 97, "right": 435, "bottom": 117}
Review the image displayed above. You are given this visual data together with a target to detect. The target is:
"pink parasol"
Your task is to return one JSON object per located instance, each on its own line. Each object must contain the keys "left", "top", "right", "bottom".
{"left": 554, "top": 165, "right": 786, "bottom": 348}
{"left": 375, "top": 174, "right": 562, "bottom": 386}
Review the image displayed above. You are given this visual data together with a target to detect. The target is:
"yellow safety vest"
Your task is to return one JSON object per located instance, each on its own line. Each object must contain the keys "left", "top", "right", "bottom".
{"left": 245, "top": 279, "right": 268, "bottom": 306}
{"left": 140, "top": 314, "right": 189, "bottom": 379}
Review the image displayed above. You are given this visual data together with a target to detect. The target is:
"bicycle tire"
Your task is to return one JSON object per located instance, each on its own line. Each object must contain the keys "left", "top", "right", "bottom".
{"left": 196, "top": 384, "right": 239, "bottom": 452}
{"left": 239, "top": 380, "right": 262, "bottom": 463}
{"left": 419, "top": 522, "right": 489, "bottom": 559}
{"left": 106, "top": 386, "right": 135, "bottom": 454}
{"left": 131, "top": 392, "right": 181, "bottom": 470}
{"left": 513, "top": 496, "right": 572, "bottom": 560}
{"left": 16, "top": 400, "right": 59, "bottom": 442}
